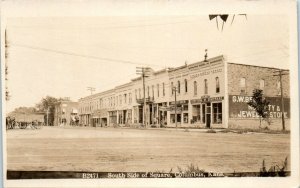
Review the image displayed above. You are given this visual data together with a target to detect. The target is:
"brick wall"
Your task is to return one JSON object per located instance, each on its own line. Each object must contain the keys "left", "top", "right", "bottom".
{"left": 227, "top": 63, "right": 290, "bottom": 97}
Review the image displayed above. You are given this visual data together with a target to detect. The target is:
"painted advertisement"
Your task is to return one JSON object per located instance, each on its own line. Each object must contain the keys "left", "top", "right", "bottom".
{"left": 229, "top": 95, "right": 290, "bottom": 118}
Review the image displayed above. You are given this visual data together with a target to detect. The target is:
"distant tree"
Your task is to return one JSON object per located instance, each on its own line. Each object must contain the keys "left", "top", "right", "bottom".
{"left": 35, "top": 96, "right": 60, "bottom": 126}
{"left": 247, "top": 89, "right": 270, "bottom": 127}
{"left": 12, "top": 107, "right": 38, "bottom": 114}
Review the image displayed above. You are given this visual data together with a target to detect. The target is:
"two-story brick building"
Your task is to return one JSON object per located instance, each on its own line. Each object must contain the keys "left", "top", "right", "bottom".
{"left": 78, "top": 55, "right": 290, "bottom": 129}
{"left": 54, "top": 99, "right": 79, "bottom": 126}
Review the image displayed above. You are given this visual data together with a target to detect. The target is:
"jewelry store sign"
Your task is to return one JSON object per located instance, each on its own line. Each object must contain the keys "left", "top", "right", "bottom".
{"left": 229, "top": 95, "right": 290, "bottom": 118}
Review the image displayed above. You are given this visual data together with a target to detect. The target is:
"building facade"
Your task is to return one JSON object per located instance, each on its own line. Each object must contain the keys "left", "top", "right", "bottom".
{"left": 78, "top": 55, "right": 290, "bottom": 129}
{"left": 54, "top": 100, "right": 79, "bottom": 126}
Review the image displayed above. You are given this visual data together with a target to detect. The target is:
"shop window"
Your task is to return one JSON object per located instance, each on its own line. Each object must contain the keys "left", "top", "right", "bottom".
{"left": 216, "top": 77, "right": 220, "bottom": 93}
{"left": 192, "top": 105, "right": 201, "bottom": 123}
{"left": 183, "top": 113, "right": 188, "bottom": 123}
{"left": 184, "top": 79, "right": 188, "bottom": 93}
{"left": 204, "top": 79, "right": 208, "bottom": 94}
{"left": 183, "top": 105, "right": 188, "bottom": 111}
{"left": 213, "top": 103, "right": 222, "bottom": 124}
{"left": 240, "top": 77, "right": 246, "bottom": 94}
{"left": 170, "top": 114, "right": 175, "bottom": 123}
{"left": 194, "top": 81, "right": 197, "bottom": 95}
{"left": 177, "top": 81, "right": 181, "bottom": 94}
{"left": 259, "top": 79, "right": 265, "bottom": 90}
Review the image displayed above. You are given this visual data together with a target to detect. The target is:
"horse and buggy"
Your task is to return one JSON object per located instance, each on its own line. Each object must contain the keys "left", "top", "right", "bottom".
{"left": 6, "top": 112, "right": 44, "bottom": 130}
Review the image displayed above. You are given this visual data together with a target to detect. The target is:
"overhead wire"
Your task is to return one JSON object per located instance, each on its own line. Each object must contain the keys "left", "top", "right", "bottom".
{"left": 10, "top": 43, "right": 165, "bottom": 68}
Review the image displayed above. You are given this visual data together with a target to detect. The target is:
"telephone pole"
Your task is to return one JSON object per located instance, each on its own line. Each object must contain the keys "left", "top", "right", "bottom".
{"left": 87, "top": 87, "right": 95, "bottom": 95}
{"left": 136, "top": 67, "right": 150, "bottom": 128}
{"left": 273, "top": 69, "right": 289, "bottom": 131}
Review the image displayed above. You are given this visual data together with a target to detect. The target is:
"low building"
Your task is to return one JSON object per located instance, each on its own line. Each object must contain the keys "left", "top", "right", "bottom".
{"left": 54, "top": 100, "right": 79, "bottom": 126}
{"left": 78, "top": 55, "right": 290, "bottom": 129}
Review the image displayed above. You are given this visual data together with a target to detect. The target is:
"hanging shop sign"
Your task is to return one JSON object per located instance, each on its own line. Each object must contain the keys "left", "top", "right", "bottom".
{"left": 192, "top": 96, "right": 224, "bottom": 103}
{"left": 169, "top": 100, "right": 189, "bottom": 105}
{"left": 229, "top": 95, "right": 290, "bottom": 118}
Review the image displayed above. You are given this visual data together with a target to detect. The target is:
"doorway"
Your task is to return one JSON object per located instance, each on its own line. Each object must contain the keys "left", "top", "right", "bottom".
{"left": 206, "top": 103, "right": 211, "bottom": 128}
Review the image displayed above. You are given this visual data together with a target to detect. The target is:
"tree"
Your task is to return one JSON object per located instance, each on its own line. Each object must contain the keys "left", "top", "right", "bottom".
{"left": 35, "top": 96, "right": 60, "bottom": 126}
{"left": 247, "top": 89, "right": 270, "bottom": 127}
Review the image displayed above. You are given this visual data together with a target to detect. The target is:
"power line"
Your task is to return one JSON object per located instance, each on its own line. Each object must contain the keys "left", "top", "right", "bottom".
{"left": 10, "top": 43, "right": 164, "bottom": 68}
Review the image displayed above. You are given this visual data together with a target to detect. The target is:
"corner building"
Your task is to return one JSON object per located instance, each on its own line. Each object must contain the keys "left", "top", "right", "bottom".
{"left": 78, "top": 55, "right": 290, "bottom": 129}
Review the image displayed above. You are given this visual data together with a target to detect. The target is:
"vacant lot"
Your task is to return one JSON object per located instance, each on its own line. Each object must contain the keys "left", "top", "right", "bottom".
{"left": 6, "top": 126, "right": 290, "bottom": 173}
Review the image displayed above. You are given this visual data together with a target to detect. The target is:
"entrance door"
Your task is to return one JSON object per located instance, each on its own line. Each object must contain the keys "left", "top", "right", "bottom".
{"left": 206, "top": 114, "right": 211, "bottom": 128}
{"left": 206, "top": 103, "right": 211, "bottom": 128}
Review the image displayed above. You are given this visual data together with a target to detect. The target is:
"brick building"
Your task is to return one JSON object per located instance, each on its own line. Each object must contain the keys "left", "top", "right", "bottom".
{"left": 54, "top": 99, "right": 79, "bottom": 126}
{"left": 78, "top": 55, "right": 290, "bottom": 129}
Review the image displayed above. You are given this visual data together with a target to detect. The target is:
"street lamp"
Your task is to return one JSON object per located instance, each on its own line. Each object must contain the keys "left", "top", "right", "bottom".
{"left": 172, "top": 87, "right": 178, "bottom": 128}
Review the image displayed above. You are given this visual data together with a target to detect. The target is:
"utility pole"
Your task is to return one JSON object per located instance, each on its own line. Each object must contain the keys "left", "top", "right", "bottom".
{"left": 273, "top": 69, "right": 289, "bottom": 131}
{"left": 136, "top": 67, "right": 150, "bottom": 128}
{"left": 172, "top": 87, "right": 178, "bottom": 128}
{"left": 87, "top": 87, "right": 95, "bottom": 95}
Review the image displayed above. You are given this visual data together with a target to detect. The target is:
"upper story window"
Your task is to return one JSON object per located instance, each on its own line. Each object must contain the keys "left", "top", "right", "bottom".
{"left": 194, "top": 81, "right": 197, "bottom": 95}
{"left": 277, "top": 80, "right": 281, "bottom": 95}
{"left": 119, "top": 95, "right": 122, "bottom": 105}
{"left": 147, "top": 86, "right": 150, "bottom": 97}
{"left": 216, "top": 77, "right": 220, "bottom": 93}
{"left": 184, "top": 79, "right": 188, "bottom": 93}
{"left": 240, "top": 77, "right": 246, "bottom": 94}
{"left": 157, "top": 84, "right": 159, "bottom": 97}
{"left": 139, "top": 88, "right": 141, "bottom": 99}
{"left": 152, "top": 85, "right": 154, "bottom": 98}
{"left": 124, "top": 94, "right": 127, "bottom": 103}
{"left": 163, "top": 82, "right": 165, "bottom": 96}
{"left": 171, "top": 82, "right": 174, "bottom": 95}
{"left": 135, "top": 89, "right": 137, "bottom": 99}
{"left": 204, "top": 79, "right": 208, "bottom": 94}
{"left": 129, "top": 93, "right": 132, "bottom": 104}
{"left": 177, "top": 81, "right": 181, "bottom": 94}
{"left": 259, "top": 79, "right": 265, "bottom": 90}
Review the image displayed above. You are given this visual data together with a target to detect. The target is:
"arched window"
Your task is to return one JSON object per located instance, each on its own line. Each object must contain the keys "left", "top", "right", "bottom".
{"left": 184, "top": 79, "right": 188, "bottom": 93}
{"left": 216, "top": 77, "right": 220, "bottom": 93}
{"left": 240, "top": 77, "right": 246, "bottom": 94}
{"left": 277, "top": 81, "right": 281, "bottom": 95}
{"left": 259, "top": 79, "right": 265, "bottom": 90}
{"left": 204, "top": 79, "right": 208, "bottom": 94}
{"left": 178, "top": 81, "right": 181, "bottom": 94}
{"left": 194, "top": 81, "right": 197, "bottom": 95}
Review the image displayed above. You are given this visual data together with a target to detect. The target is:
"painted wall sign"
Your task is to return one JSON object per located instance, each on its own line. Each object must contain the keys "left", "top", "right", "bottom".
{"left": 190, "top": 68, "right": 223, "bottom": 79}
{"left": 229, "top": 95, "right": 290, "bottom": 118}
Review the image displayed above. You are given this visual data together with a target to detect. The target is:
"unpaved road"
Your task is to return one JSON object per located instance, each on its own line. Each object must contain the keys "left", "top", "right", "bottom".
{"left": 6, "top": 126, "right": 290, "bottom": 173}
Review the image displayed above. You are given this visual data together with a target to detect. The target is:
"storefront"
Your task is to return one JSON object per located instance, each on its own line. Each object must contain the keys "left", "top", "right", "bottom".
{"left": 191, "top": 96, "right": 224, "bottom": 128}
{"left": 169, "top": 100, "right": 189, "bottom": 126}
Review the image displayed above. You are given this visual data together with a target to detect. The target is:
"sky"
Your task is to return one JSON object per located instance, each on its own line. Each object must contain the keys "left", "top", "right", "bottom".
{"left": 2, "top": 1, "right": 294, "bottom": 113}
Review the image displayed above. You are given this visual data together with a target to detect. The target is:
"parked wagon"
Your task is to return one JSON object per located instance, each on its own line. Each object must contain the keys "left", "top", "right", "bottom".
{"left": 6, "top": 112, "right": 45, "bottom": 130}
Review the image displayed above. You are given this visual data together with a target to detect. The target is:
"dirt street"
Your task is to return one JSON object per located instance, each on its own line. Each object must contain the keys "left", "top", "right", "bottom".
{"left": 6, "top": 126, "right": 290, "bottom": 173}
